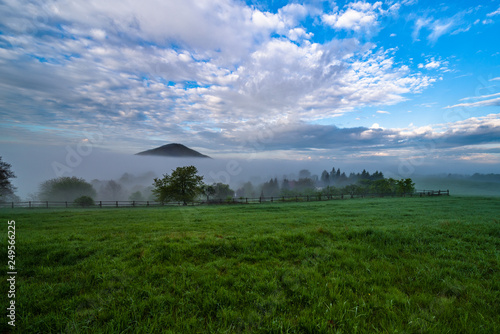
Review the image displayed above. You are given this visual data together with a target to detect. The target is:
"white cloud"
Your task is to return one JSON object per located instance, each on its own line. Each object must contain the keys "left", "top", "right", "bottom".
{"left": 412, "top": 10, "right": 472, "bottom": 43}
{"left": 412, "top": 17, "right": 432, "bottom": 40}
{"left": 322, "top": 1, "right": 388, "bottom": 34}
{"left": 0, "top": 0, "right": 442, "bottom": 155}
{"left": 251, "top": 10, "right": 283, "bottom": 30}
{"left": 486, "top": 7, "right": 500, "bottom": 17}
{"left": 428, "top": 19, "right": 456, "bottom": 43}
{"left": 439, "top": 114, "right": 500, "bottom": 135}
{"left": 445, "top": 97, "right": 500, "bottom": 109}
{"left": 278, "top": 3, "right": 309, "bottom": 26}
{"left": 401, "top": 0, "right": 418, "bottom": 5}
{"left": 89, "top": 29, "right": 107, "bottom": 41}
{"left": 451, "top": 25, "right": 470, "bottom": 34}
{"left": 336, "top": 9, "right": 377, "bottom": 30}
{"left": 459, "top": 92, "right": 500, "bottom": 101}
{"left": 418, "top": 57, "right": 448, "bottom": 71}
{"left": 376, "top": 110, "right": 390, "bottom": 114}
{"left": 287, "top": 28, "right": 313, "bottom": 41}
{"left": 20, "top": 0, "right": 302, "bottom": 63}
{"left": 391, "top": 114, "right": 500, "bottom": 153}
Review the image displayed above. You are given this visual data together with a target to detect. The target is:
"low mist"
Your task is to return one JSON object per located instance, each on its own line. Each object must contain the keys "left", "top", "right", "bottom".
{"left": 2, "top": 143, "right": 500, "bottom": 200}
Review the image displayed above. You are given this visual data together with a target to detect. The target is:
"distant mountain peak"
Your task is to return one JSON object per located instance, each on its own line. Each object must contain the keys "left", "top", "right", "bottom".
{"left": 136, "top": 143, "right": 211, "bottom": 158}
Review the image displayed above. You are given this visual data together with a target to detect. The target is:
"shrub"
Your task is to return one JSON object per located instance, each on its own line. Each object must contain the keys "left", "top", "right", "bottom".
{"left": 74, "top": 196, "right": 95, "bottom": 207}
{"left": 39, "top": 176, "right": 96, "bottom": 202}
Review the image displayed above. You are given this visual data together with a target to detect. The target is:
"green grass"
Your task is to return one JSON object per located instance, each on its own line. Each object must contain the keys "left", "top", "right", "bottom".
{"left": 1, "top": 196, "right": 499, "bottom": 333}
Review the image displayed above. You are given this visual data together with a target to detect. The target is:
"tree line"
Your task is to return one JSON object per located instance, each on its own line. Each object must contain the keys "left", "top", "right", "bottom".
{"left": 236, "top": 168, "right": 414, "bottom": 198}
{"left": 1, "top": 156, "right": 417, "bottom": 206}
{"left": 151, "top": 166, "right": 415, "bottom": 205}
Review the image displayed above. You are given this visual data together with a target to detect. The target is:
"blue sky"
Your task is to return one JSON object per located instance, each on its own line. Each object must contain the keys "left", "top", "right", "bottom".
{"left": 0, "top": 0, "right": 499, "bottom": 176}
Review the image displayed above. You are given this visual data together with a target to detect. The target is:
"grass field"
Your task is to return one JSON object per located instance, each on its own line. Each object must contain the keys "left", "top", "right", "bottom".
{"left": 1, "top": 196, "right": 499, "bottom": 333}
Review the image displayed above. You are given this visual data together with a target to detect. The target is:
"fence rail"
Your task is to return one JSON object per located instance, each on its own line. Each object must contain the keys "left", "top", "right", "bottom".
{"left": 414, "top": 189, "right": 450, "bottom": 196}
{"left": 0, "top": 190, "right": 449, "bottom": 209}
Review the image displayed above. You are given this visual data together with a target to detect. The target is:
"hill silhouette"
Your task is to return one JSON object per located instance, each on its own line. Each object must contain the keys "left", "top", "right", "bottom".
{"left": 136, "top": 143, "right": 211, "bottom": 158}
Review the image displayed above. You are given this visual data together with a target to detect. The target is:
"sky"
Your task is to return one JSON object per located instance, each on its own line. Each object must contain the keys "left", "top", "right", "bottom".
{"left": 1, "top": 0, "right": 500, "bottom": 197}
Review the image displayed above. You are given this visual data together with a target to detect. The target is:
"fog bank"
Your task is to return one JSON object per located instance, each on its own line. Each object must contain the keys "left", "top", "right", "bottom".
{"left": 2, "top": 143, "right": 499, "bottom": 200}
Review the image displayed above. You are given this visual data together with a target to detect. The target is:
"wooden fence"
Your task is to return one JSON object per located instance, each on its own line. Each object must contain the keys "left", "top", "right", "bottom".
{"left": 0, "top": 189, "right": 449, "bottom": 209}
{"left": 415, "top": 189, "right": 450, "bottom": 196}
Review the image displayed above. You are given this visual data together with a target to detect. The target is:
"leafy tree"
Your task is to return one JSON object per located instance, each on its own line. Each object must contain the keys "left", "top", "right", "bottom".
{"left": 100, "top": 180, "right": 124, "bottom": 200}
{"left": 202, "top": 183, "right": 234, "bottom": 201}
{"left": 211, "top": 183, "right": 235, "bottom": 200}
{"left": 293, "top": 177, "right": 315, "bottom": 194}
{"left": 396, "top": 178, "right": 415, "bottom": 195}
{"left": 357, "top": 178, "right": 372, "bottom": 193}
{"left": 281, "top": 178, "right": 290, "bottom": 192}
{"left": 261, "top": 178, "right": 280, "bottom": 197}
{"left": 343, "top": 184, "right": 364, "bottom": 195}
{"left": 202, "top": 184, "right": 216, "bottom": 201}
{"left": 74, "top": 195, "right": 95, "bottom": 207}
{"left": 370, "top": 179, "right": 393, "bottom": 195}
{"left": 236, "top": 182, "right": 256, "bottom": 198}
{"left": 129, "top": 191, "right": 145, "bottom": 201}
{"left": 371, "top": 171, "right": 384, "bottom": 181}
{"left": 39, "top": 176, "right": 96, "bottom": 202}
{"left": 321, "top": 185, "right": 338, "bottom": 196}
{"left": 152, "top": 166, "right": 204, "bottom": 205}
{"left": 0, "top": 156, "right": 18, "bottom": 202}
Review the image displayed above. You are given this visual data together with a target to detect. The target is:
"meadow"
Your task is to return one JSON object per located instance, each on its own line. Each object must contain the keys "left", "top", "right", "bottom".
{"left": 1, "top": 196, "right": 499, "bottom": 333}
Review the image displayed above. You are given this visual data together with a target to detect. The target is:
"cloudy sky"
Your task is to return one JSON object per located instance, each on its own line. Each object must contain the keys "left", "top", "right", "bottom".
{"left": 1, "top": 0, "right": 499, "bottom": 178}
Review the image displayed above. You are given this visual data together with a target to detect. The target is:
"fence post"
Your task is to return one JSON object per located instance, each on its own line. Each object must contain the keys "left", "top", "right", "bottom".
{"left": 132, "top": 201, "right": 135, "bottom": 207}
{"left": 341, "top": 194, "right": 344, "bottom": 199}
{"left": 447, "top": 189, "right": 449, "bottom": 196}
{"left": 29, "top": 201, "right": 31, "bottom": 208}
{"left": 271, "top": 197, "right": 273, "bottom": 203}
{"left": 116, "top": 201, "right": 118, "bottom": 208}
{"left": 147, "top": 201, "right": 149, "bottom": 207}
{"left": 307, "top": 195, "right": 309, "bottom": 201}
{"left": 46, "top": 201, "right": 48, "bottom": 208}
{"left": 11, "top": 202, "right": 14, "bottom": 208}
{"left": 246, "top": 198, "right": 248, "bottom": 204}
{"left": 99, "top": 201, "right": 102, "bottom": 208}
{"left": 259, "top": 197, "right": 262, "bottom": 203}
